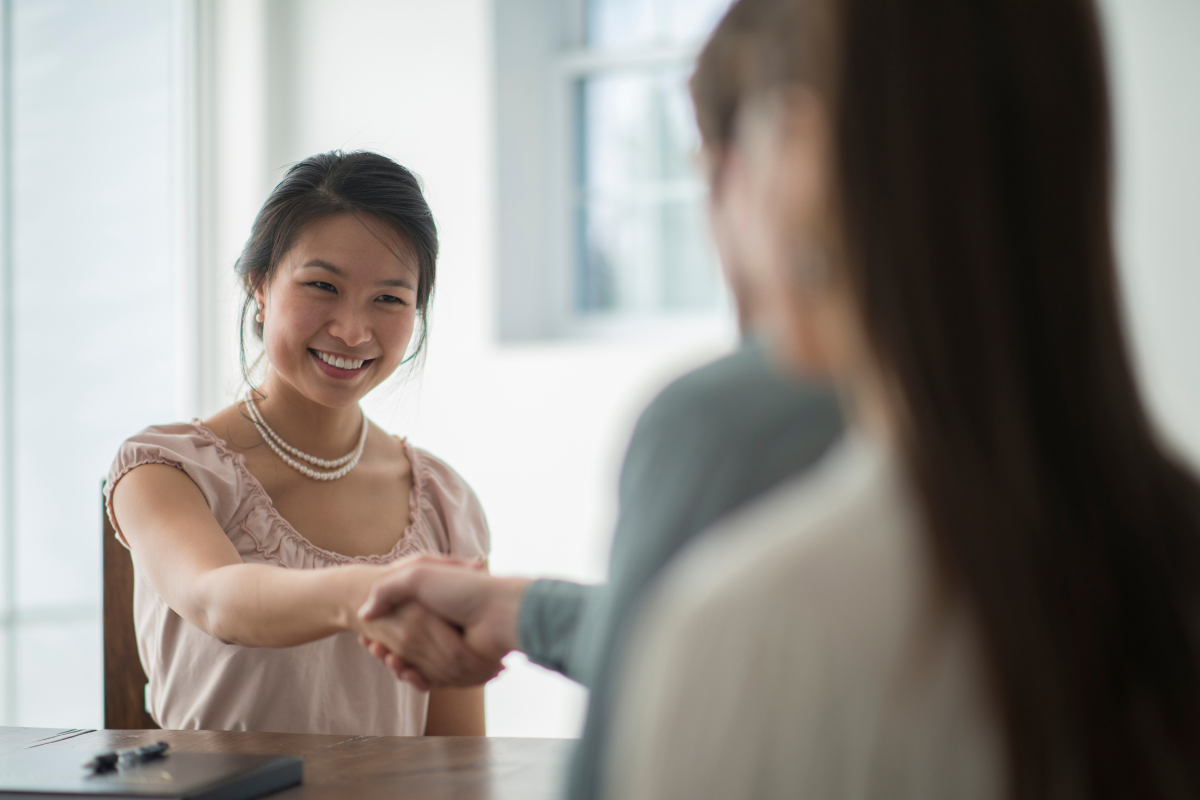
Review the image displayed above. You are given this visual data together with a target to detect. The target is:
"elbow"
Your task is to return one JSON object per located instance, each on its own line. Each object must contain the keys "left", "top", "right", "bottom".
{"left": 205, "top": 610, "right": 260, "bottom": 647}
{"left": 194, "top": 603, "right": 237, "bottom": 646}
{"left": 207, "top": 618, "right": 239, "bottom": 647}
{"left": 188, "top": 579, "right": 246, "bottom": 646}
{"left": 189, "top": 564, "right": 277, "bottom": 647}
{"left": 204, "top": 599, "right": 269, "bottom": 647}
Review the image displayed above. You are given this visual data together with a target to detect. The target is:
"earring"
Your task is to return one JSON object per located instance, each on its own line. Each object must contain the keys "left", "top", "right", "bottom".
{"left": 255, "top": 305, "right": 264, "bottom": 324}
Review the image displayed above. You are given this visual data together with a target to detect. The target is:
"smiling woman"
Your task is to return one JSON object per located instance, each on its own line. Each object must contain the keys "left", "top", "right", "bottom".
{"left": 102, "top": 151, "right": 495, "bottom": 737}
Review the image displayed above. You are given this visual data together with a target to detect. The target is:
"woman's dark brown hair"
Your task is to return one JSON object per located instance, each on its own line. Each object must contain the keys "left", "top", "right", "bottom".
{"left": 713, "top": 0, "right": 1200, "bottom": 795}
{"left": 235, "top": 150, "right": 438, "bottom": 379}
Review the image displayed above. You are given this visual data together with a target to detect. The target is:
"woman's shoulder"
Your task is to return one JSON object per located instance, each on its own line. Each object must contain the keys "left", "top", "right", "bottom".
{"left": 107, "top": 420, "right": 249, "bottom": 540}
{"left": 113, "top": 420, "right": 241, "bottom": 470}
{"left": 650, "top": 433, "right": 921, "bottom": 641}
{"left": 400, "top": 442, "right": 490, "bottom": 562}
{"left": 108, "top": 420, "right": 246, "bottom": 507}
{"left": 624, "top": 434, "right": 928, "bottom": 730}
{"left": 405, "top": 444, "right": 476, "bottom": 495}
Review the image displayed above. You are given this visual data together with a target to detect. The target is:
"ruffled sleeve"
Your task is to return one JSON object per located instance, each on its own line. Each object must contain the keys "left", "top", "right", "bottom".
{"left": 410, "top": 447, "right": 490, "bottom": 564}
{"left": 105, "top": 422, "right": 243, "bottom": 548}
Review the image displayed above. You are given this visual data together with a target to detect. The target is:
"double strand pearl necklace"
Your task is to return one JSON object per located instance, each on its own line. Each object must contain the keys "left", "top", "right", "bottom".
{"left": 245, "top": 394, "right": 368, "bottom": 481}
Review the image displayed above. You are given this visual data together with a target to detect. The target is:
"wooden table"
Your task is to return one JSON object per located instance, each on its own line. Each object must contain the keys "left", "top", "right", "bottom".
{"left": 0, "top": 727, "right": 572, "bottom": 799}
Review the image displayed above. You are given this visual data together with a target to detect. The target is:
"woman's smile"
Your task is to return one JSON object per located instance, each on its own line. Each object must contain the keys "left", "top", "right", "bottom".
{"left": 309, "top": 347, "right": 375, "bottom": 380}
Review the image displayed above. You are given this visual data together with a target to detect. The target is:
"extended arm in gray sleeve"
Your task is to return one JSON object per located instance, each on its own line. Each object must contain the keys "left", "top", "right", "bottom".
{"left": 518, "top": 579, "right": 600, "bottom": 675}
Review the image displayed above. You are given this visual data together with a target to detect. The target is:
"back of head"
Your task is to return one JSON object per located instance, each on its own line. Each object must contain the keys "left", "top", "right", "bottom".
{"left": 690, "top": 0, "right": 779, "bottom": 150}
{"left": 733, "top": 0, "right": 1200, "bottom": 796}
{"left": 691, "top": 0, "right": 833, "bottom": 152}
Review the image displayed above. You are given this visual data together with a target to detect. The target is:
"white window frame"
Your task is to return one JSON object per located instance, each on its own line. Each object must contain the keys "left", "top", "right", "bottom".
{"left": 494, "top": 0, "right": 730, "bottom": 342}
{"left": 0, "top": 0, "right": 14, "bottom": 725}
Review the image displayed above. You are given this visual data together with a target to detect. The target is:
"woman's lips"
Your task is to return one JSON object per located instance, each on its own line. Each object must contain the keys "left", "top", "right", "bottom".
{"left": 309, "top": 349, "right": 373, "bottom": 380}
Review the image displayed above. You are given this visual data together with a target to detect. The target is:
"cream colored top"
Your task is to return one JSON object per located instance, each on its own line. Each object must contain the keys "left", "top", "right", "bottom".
{"left": 105, "top": 421, "right": 490, "bottom": 736}
{"left": 607, "top": 433, "right": 1005, "bottom": 800}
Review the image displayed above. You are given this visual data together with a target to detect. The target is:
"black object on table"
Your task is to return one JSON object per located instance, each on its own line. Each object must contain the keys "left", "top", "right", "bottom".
{"left": 0, "top": 748, "right": 301, "bottom": 799}
{"left": 86, "top": 741, "right": 170, "bottom": 774}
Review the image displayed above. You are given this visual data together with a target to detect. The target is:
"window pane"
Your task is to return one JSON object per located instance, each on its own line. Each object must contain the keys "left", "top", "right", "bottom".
{"left": 586, "top": 0, "right": 733, "bottom": 49}
{"left": 578, "top": 67, "right": 697, "bottom": 189}
{"left": 580, "top": 197, "right": 721, "bottom": 313}
{"left": 575, "top": 68, "right": 720, "bottom": 314}
{"left": 11, "top": 0, "right": 179, "bottom": 610}
{"left": 17, "top": 621, "right": 101, "bottom": 727}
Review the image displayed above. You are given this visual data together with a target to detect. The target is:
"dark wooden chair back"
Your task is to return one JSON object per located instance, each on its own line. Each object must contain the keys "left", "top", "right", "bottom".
{"left": 102, "top": 484, "right": 158, "bottom": 730}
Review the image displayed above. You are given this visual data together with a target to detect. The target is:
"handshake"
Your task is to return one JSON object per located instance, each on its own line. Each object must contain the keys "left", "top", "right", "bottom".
{"left": 353, "top": 556, "right": 532, "bottom": 691}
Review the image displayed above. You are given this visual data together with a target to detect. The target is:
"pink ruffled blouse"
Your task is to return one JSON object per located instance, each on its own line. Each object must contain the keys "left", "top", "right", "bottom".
{"left": 104, "top": 421, "right": 490, "bottom": 736}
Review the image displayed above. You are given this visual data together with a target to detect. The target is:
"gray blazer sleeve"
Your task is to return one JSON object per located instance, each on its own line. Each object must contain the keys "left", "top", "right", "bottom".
{"left": 518, "top": 579, "right": 598, "bottom": 674}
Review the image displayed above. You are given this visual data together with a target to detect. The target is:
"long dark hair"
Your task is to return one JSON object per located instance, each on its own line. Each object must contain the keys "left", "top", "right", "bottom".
{"left": 749, "top": 0, "right": 1200, "bottom": 795}
{"left": 235, "top": 150, "right": 439, "bottom": 379}
{"left": 830, "top": 0, "right": 1200, "bottom": 795}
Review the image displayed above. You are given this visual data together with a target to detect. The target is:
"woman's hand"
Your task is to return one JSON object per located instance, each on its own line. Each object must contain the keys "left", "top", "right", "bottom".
{"left": 357, "top": 557, "right": 529, "bottom": 688}
{"left": 357, "top": 602, "right": 504, "bottom": 691}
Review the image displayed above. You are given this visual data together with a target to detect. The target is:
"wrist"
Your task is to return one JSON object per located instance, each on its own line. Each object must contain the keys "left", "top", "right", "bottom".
{"left": 485, "top": 577, "right": 531, "bottom": 656}
{"left": 335, "top": 564, "right": 387, "bottom": 634}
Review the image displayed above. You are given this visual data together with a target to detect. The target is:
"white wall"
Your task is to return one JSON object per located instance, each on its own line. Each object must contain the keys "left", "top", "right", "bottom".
{"left": 196, "top": 0, "right": 1200, "bottom": 739}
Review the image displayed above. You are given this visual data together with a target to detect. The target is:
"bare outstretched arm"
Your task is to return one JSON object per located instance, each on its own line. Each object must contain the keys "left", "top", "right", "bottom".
{"left": 112, "top": 461, "right": 498, "bottom": 681}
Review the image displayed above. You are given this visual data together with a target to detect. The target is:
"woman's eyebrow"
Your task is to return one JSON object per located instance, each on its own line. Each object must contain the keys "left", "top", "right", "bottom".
{"left": 303, "top": 258, "right": 416, "bottom": 290}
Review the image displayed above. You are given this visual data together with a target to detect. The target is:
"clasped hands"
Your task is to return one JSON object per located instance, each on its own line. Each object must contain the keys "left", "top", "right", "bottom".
{"left": 354, "top": 555, "right": 531, "bottom": 691}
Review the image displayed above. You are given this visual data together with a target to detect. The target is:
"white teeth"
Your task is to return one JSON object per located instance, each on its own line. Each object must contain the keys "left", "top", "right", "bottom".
{"left": 316, "top": 351, "right": 365, "bottom": 370}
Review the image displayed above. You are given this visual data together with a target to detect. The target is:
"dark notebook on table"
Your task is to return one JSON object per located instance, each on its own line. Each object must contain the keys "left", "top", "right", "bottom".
{"left": 0, "top": 751, "right": 301, "bottom": 800}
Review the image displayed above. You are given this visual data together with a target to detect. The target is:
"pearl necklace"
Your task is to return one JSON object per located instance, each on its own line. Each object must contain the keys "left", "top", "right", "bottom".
{"left": 244, "top": 395, "right": 368, "bottom": 481}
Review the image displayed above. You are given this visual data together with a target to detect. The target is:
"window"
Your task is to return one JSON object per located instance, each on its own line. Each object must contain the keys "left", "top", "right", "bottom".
{"left": 574, "top": 0, "right": 732, "bottom": 317}
{"left": 0, "top": 0, "right": 192, "bottom": 726}
{"left": 495, "top": 0, "right": 734, "bottom": 340}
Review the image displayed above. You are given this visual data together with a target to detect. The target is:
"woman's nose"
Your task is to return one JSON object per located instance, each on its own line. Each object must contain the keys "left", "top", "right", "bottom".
{"left": 327, "top": 310, "right": 372, "bottom": 348}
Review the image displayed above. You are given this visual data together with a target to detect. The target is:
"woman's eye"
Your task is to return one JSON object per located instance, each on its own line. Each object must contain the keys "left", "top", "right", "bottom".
{"left": 309, "top": 281, "right": 336, "bottom": 292}
{"left": 377, "top": 294, "right": 407, "bottom": 305}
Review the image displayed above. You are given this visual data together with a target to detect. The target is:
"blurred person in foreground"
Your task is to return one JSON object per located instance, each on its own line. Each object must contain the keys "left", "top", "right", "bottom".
{"left": 604, "top": 0, "right": 1200, "bottom": 798}
{"left": 355, "top": 0, "right": 843, "bottom": 795}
